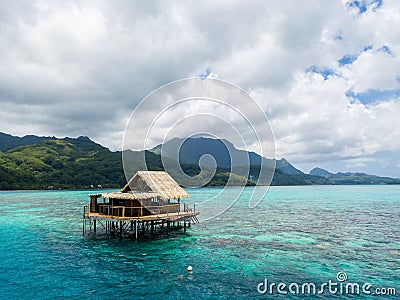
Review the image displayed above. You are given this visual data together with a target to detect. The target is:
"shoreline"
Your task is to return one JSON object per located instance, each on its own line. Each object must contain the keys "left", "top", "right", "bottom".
{"left": 1, "top": 183, "right": 400, "bottom": 192}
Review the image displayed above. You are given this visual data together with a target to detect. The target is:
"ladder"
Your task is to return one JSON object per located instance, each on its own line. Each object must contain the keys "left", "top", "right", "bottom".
{"left": 187, "top": 207, "right": 199, "bottom": 224}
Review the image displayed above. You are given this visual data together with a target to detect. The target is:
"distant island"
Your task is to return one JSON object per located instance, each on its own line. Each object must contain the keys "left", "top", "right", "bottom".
{"left": 0, "top": 132, "right": 399, "bottom": 190}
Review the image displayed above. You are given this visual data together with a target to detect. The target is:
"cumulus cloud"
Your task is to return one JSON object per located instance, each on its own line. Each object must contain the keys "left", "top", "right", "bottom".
{"left": 0, "top": 0, "right": 399, "bottom": 176}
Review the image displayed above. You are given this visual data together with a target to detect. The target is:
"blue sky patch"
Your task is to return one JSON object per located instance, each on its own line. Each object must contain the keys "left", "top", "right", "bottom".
{"left": 334, "top": 33, "right": 343, "bottom": 41}
{"left": 347, "top": 1, "right": 368, "bottom": 13}
{"left": 346, "top": 89, "right": 400, "bottom": 104}
{"left": 305, "top": 66, "right": 336, "bottom": 80}
{"left": 378, "top": 45, "right": 394, "bottom": 56}
{"left": 346, "top": 0, "right": 383, "bottom": 14}
{"left": 338, "top": 45, "right": 374, "bottom": 66}
{"left": 363, "top": 45, "right": 373, "bottom": 52}
{"left": 198, "top": 67, "right": 212, "bottom": 80}
{"left": 338, "top": 54, "right": 358, "bottom": 66}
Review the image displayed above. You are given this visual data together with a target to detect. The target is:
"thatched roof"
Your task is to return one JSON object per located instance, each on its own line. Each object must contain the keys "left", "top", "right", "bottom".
{"left": 101, "top": 192, "right": 158, "bottom": 200}
{"left": 121, "top": 171, "right": 189, "bottom": 200}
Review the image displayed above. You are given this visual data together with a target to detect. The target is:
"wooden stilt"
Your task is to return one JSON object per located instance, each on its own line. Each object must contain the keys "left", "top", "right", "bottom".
{"left": 111, "top": 222, "right": 115, "bottom": 237}
{"left": 135, "top": 220, "right": 138, "bottom": 240}
{"left": 83, "top": 199, "right": 198, "bottom": 239}
{"left": 82, "top": 205, "right": 86, "bottom": 235}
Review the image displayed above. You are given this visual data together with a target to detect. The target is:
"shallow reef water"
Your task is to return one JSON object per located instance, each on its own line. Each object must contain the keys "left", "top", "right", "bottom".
{"left": 0, "top": 186, "right": 398, "bottom": 299}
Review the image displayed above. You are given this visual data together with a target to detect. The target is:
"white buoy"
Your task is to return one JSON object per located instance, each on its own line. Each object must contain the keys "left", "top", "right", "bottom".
{"left": 187, "top": 265, "right": 193, "bottom": 272}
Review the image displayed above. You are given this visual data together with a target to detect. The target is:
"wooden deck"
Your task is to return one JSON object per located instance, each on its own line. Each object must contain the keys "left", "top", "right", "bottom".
{"left": 83, "top": 209, "right": 199, "bottom": 239}
{"left": 85, "top": 211, "right": 199, "bottom": 222}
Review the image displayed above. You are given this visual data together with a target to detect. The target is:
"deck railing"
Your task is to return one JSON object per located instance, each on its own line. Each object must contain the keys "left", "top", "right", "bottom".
{"left": 94, "top": 203, "right": 189, "bottom": 218}
{"left": 83, "top": 204, "right": 89, "bottom": 218}
{"left": 86, "top": 202, "right": 196, "bottom": 218}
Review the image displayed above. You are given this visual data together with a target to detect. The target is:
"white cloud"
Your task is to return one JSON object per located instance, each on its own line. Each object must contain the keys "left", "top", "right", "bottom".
{"left": 252, "top": 67, "right": 400, "bottom": 172}
{"left": 0, "top": 0, "right": 399, "bottom": 176}
{"left": 342, "top": 48, "right": 400, "bottom": 92}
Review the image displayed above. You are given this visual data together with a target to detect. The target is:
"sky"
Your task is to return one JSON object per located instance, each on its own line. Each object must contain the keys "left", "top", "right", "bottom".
{"left": 0, "top": 0, "right": 399, "bottom": 177}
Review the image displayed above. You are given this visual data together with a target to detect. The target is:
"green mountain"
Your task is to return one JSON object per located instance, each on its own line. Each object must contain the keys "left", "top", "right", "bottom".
{"left": 0, "top": 132, "right": 399, "bottom": 189}
{"left": 0, "top": 132, "right": 56, "bottom": 152}
{"left": 0, "top": 134, "right": 254, "bottom": 189}
{"left": 309, "top": 167, "right": 400, "bottom": 185}
{"left": 309, "top": 167, "right": 334, "bottom": 177}
{"left": 150, "top": 137, "right": 304, "bottom": 174}
{"left": 0, "top": 138, "right": 125, "bottom": 189}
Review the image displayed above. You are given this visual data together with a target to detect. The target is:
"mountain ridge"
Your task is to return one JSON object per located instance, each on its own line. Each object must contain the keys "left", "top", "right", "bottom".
{"left": 150, "top": 137, "right": 304, "bottom": 175}
{"left": 309, "top": 166, "right": 400, "bottom": 184}
{"left": 0, "top": 132, "right": 399, "bottom": 189}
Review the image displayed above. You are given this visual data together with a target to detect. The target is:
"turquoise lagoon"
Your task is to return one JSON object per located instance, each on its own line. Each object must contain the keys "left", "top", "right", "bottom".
{"left": 0, "top": 186, "right": 399, "bottom": 299}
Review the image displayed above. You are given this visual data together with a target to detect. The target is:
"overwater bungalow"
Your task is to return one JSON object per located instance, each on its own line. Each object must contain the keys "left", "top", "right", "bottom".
{"left": 83, "top": 171, "right": 199, "bottom": 238}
